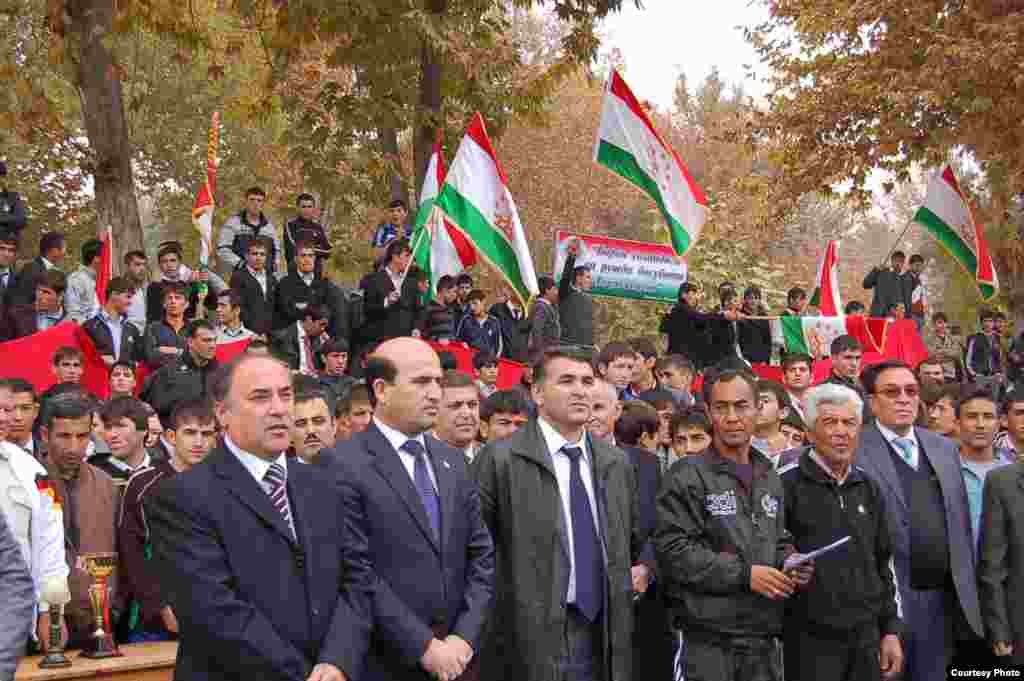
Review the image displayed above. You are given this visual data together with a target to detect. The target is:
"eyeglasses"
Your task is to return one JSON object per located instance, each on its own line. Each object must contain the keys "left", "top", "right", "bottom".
{"left": 875, "top": 386, "right": 920, "bottom": 399}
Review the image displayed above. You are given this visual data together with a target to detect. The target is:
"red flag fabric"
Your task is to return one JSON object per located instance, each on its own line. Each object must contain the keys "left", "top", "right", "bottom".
{"left": 426, "top": 341, "right": 525, "bottom": 389}
{"left": 95, "top": 226, "right": 112, "bottom": 306}
{"left": 0, "top": 323, "right": 110, "bottom": 397}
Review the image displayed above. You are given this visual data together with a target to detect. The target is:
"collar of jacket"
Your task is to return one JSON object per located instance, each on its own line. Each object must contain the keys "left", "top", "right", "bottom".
{"left": 511, "top": 419, "right": 616, "bottom": 480}
{"left": 177, "top": 351, "right": 216, "bottom": 373}
{"left": 239, "top": 210, "right": 268, "bottom": 229}
{"left": 705, "top": 443, "right": 775, "bottom": 481}
{"left": 797, "top": 449, "right": 865, "bottom": 487}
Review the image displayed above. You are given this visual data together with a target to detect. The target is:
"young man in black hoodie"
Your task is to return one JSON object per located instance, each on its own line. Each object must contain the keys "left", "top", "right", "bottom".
{"left": 283, "top": 193, "right": 332, "bottom": 277}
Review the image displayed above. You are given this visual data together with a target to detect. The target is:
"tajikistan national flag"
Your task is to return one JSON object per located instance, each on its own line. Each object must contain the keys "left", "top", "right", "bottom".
{"left": 435, "top": 113, "right": 539, "bottom": 306}
{"left": 595, "top": 69, "right": 708, "bottom": 258}
{"left": 412, "top": 135, "right": 477, "bottom": 298}
{"left": 809, "top": 240, "right": 842, "bottom": 315}
{"left": 771, "top": 316, "right": 889, "bottom": 359}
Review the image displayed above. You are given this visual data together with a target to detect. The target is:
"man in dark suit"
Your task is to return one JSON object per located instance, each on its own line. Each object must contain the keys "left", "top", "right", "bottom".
{"left": 979, "top": 461, "right": 1024, "bottom": 666}
{"left": 0, "top": 230, "right": 18, "bottom": 305}
{"left": 10, "top": 231, "right": 65, "bottom": 306}
{"left": 82, "top": 276, "right": 142, "bottom": 367}
{"left": 863, "top": 252, "right": 910, "bottom": 319}
{"left": 489, "top": 286, "right": 530, "bottom": 362}
{"left": 271, "top": 303, "right": 329, "bottom": 374}
{"left": 275, "top": 239, "right": 332, "bottom": 331}
{"left": 472, "top": 346, "right": 644, "bottom": 681}
{"left": 145, "top": 353, "right": 373, "bottom": 681}
{"left": 6, "top": 269, "right": 67, "bottom": 340}
{"left": 229, "top": 236, "right": 277, "bottom": 337}
{"left": 359, "top": 238, "right": 418, "bottom": 349}
{"left": 328, "top": 337, "right": 494, "bottom": 681}
{"left": 855, "top": 359, "right": 983, "bottom": 679}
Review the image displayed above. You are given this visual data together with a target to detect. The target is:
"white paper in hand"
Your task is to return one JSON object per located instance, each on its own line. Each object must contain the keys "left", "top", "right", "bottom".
{"left": 784, "top": 536, "right": 851, "bottom": 571}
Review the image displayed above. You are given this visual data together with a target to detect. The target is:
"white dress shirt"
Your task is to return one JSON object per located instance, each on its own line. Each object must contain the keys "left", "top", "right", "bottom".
{"left": 374, "top": 418, "right": 438, "bottom": 492}
{"left": 296, "top": 321, "right": 313, "bottom": 374}
{"left": 224, "top": 435, "right": 295, "bottom": 537}
{"left": 247, "top": 266, "right": 268, "bottom": 296}
{"left": 876, "top": 422, "right": 920, "bottom": 470}
{"left": 537, "top": 417, "right": 600, "bottom": 605}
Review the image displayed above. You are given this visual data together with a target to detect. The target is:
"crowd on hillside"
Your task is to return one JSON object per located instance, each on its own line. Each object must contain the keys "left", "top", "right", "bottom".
{"left": 0, "top": 178, "right": 1023, "bottom": 681}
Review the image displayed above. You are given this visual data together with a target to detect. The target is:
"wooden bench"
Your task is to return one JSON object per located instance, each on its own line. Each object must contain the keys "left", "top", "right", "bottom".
{"left": 16, "top": 641, "right": 177, "bottom": 681}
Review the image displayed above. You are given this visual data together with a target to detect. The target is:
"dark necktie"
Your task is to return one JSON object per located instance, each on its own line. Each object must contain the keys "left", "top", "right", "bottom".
{"left": 404, "top": 440, "right": 440, "bottom": 542}
{"left": 563, "top": 446, "right": 604, "bottom": 622}
{"left": 64, "top": 477, "right": 80, "bottom": 550}
{"left": 264, "top": 462, "right": 296, "bottom": 539}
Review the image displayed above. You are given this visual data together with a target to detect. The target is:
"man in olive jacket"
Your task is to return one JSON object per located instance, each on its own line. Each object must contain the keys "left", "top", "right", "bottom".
{"left": 472, "top": 346, "right": 645, "bottom": 681}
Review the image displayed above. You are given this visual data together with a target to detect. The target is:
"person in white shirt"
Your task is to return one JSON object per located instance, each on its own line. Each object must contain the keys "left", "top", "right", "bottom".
{"left": 214, "top": 289, "right": 256, "bottom": 345}
{"left": 64, "top": 238, "right": 103, "bottom": 324}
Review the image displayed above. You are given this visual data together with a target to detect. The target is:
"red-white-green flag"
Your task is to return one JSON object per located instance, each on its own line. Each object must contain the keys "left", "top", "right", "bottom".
{"left": 192, "top": 112, "right": 219, "bottom": 268}
{"left": 809, "top": 240, "right": 842, "bottom": 315}
{"left": 595, "top": 69, "right": 708, "bottom": 258}
{"left": 435, "top": 113, "right": 538, "bottom": 306}
{"left": 913, "top": 165, "right": 998, "bottom": 300}
{"left": 412, "top": 134, "right": 477, "bottom": 298}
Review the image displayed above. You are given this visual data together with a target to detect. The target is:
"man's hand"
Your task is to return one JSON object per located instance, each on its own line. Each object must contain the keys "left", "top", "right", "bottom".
{"left": 307, "top": 662, "right": 346, "bottom": 681}
{"left": 566, "top": 239, "right": 579, "bottom": 257}
{"left": 445, "top": 634, "right": 474, "bottom": 667}
{"left": 158, "top": 346, "right": 181, "bottom": 355}
{"left": 750, "top": 565, "right": 795, "bottom": 600}
{"left": 723, "top": 309, "right": 739, "bottom": 321}
{"left": 421, "top": 638, "right": 465, "bottom": 681}
{"left": 879, "top": 634, "right": 903, "bottom": 678}
{"left": 36, "top": 611, "right": 68, "bottom": 652}
{"left": 631, "top": 564, "right": 652, "bottom": 595}
{"left": 994, "top": 641, "right": 1014, "bottom": 657}
{"left": 386, "top": 290, "right": 401, "bottom": 306}
{"left": 783, "top": 555, "right": 814, "bottom": 588}
{"left": 160, "top": 606, "right": 178, "bottom": 634}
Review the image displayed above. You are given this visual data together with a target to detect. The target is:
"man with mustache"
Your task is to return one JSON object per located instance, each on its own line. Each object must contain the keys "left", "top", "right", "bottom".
{"left": 291, "top": 388, "right": 337, "bottom": 465}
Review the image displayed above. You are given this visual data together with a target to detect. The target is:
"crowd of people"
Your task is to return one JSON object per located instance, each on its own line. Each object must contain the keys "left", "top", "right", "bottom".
{"left": 0, "top": 186, "right": 1023, "bottom": 681}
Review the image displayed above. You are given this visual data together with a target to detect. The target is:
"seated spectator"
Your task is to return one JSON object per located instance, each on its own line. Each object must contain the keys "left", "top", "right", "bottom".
{"left": 917, "top": 356, "right": 946, "bottom": 386}
{"left": 290, "top": 386, "right": 336, "bottom": 465}
{"left": 422, "top": 275, "right": 458, "bottom": 341}
{"left": 317, "top": 338, "right": 355, "bottom": 399}
{"left": 108, "top": 360, "right": 137, "bottom": 399}
{"left": 635, "top": 388, "right": 677, "bottom": 468}
{"left": 144, "top": 241, "right": 218, "bottom": 325}
{"left": 284, "top": 193, "right": 332, "bottom": 278}
{"left": 0, "top": 229, "right": 20, "bottom": 305}
{"left": 435, "top": 369, "right": 482, "bottom": 462}
{"left": 39, "top": 396, "right": 118, "bottom": 648}
{"left": 623, "top": 337, "right": 659, "bottom": 400}
{"left": 780, "top": 411, "right": 808, "bottom": 449}
{"left": 64, "top": 238, "right": 103, "bottom": 324}
{"left": 455, "top": 289, "right": 502, "bottom": 357}
{"left": 669, "top": 406, "right": 712, "bottom": 459}
{"left": 479, "top": 388, "right": 530, "bottom": 444}
{"left": 370, "top": 198, "right": 412, "bottom": 261}
{"left": 473, "top": 351, "right": 499, "bottom": 398}
{"left": 597, "top": 342, "right": 637, "bottom": 397}
{"left": 3, "top": 379, "right": 41, "bottom": 458}
{"left": 270, "top": 302, "right": 329, "bottom": 374}
{"left": 121, "top": 250, "right": 149, "bottom": 333}
{"left": 83, "top": 276, "right": 141, "bottom": 368}
{"left": 274, "top": 239, "right": 331, "bottom": 331}
{"left": 118, "top": 399, "right": 216, "bottom": 643}
{"left": 6, "top": 269, "right": 67, "bottom": 340}
{"left": 587, "top": 378, "right": 621, "bottom": 446}
{"left": 655, "top": 354, "right": 697, "bottom": 407}
{"left": 90, "top": 397, "right": 152, "bottom": 483}
{"left": 140, "top": 319, "right": 219, "bottom": 425}
{"left": 229, "top": 236, "right": 276, "bottom": 337}
{"left": 213, "top": 288, "right": 256, "bottom": 345}
{"left": 923, "top": 382, "right": 961, "bottom": 440}
{"left": 844, "top": 300, "right": 866, "bottom": 315}
{"left": 37, "top": 346, "right": 88, "bottom": 416}
{"left": 10, "top": 231, "right": 66, "bottom": 307}
{"left": 217, "top": 186, "right": 283, "bottom": 275}
{"left": 142, "top": 281, "right": 189, "bottom": 368}
{"left": 334, "top": 382, "right": 372, "bottom": 442}
{"left": 752, "top": 379, "right": 791, "bottom": 465}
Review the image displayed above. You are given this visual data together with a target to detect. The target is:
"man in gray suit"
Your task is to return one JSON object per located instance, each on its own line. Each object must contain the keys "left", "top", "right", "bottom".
{"left": 978, "top": 461, "right": 1024, "bottom": 666}
{"left": 855, "top": 360, "right": 983, "bottom": 679}
{"left": 0, "top": 507, "right": 35, "bottom": 679}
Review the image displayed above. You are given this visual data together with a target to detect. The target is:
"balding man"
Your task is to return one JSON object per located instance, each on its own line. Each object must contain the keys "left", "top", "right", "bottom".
{"left": 145, "top": 354, "right": 373, "bottom": 681}
{"left": 330, "top": 338, "right": 495, "bottom": 681}
{"left": 586, "top": 378, "right": 621, "bottom": 446}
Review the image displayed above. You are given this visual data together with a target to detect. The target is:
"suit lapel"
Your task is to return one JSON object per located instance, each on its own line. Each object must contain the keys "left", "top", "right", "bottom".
{"left": 512, "top": 421, "right": 569, "bottom": 562}
{"left": 287, "top": 464, "right": 313, "bottom": 555}
{"left": 366, "top": 425, "right": 440, "bottom": 553}
{"left": 861, "top": 425, "right": 908, "bottom": 512}
{"left": 426, "top": 435, "right": 457, "bottom": 556}
{"left": 589, "top": 435, "right": 612, "bottom": 564}
{"left": 212, "top": 447, "right": 296, "bottom": 545}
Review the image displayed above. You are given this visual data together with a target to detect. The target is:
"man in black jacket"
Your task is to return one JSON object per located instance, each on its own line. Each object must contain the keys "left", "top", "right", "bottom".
{"left": 655, "top": 368, "right": 807, "bottom": 681}
{"left": 10, "top": 231, "right": 65, "bottom": 306}
{"left": 82, "top": 276, "right": 142, "bottom": 368}
{"left": 660, "top": 282, "right": 720, "bottom": 372}
{"left": 965, "top": 308, "right": 1003, "bottom": 385}
{"left": 0, "top": 160, "right": 28, "bottom": 236}
{"left": 140, "top": 319, "right": 220, "bottom": 425}
{"left": 863, "top": 251, "right": 909, "bottom": 319}
{"left": 557, "top": 239, "right": 594, "bottom": 347}
{"left": 359, "top": 238, "right": 417, "bottom": 348}
{"left": 488, "top": 284, "right": 530, "bottom": 362}
{"left": 229, "top": 236, "right": 277, "bottom": 336}
{"left": 270, "top": 303, "right": 328, "bottom": 374}
{"left": 779, "top": 383, "right": 903, "bottom": 681}
{"left": 284, "top": 194, "right": 332, "bottom": 277}
{"left": 274, "top": 239, "right": 331, "bottom": 331}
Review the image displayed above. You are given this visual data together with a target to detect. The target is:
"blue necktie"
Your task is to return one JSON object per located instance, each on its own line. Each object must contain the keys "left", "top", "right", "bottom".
{"left": 563, "top": 446, "right": 604, "bottom": 623}
{"left": 404, "top": 440, "right": 441, "bottom": 542}
{"left": 893, "top": 437, "right": 916, "bottom": 470}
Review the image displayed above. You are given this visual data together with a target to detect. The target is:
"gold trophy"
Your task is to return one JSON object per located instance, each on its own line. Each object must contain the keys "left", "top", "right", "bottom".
{"left": 79, "top": 552, "right": 122, "bottom": 659}
{"left": 38, "top": 576, "right": 72, "bottom": 668}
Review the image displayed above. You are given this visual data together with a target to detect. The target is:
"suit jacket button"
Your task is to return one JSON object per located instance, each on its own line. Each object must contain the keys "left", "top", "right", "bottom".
{"left": 312, "top": 608, "right": 320, "bottom": 616}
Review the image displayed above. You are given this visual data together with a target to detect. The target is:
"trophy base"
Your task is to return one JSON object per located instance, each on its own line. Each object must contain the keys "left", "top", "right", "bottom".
{"left": 38, "top": 652, "right": 72, "bottom": 669}
{"left": 79, "top": 637, "right": 122, "bottom": 659}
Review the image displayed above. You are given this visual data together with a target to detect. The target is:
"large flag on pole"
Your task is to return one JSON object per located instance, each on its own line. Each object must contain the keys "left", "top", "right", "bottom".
{"left": 435, "top": 113, "right": 539, "bottom": 306}
{"left": 595, "top": 69, "right": 709, "bottom": 258}
{"left": 95, "top": 225, "right": 112, "bottom": 305}
{"left": 192, "top": 112, "right": 220, "bottom": 268}
{"left": 412, "top": 134, "right": 477, "bottom": 297}
{"left": 809, "top": 240, "right": 842, "bottom": 315}
{"left": 913, "top": 165, "right": 998, "bottom": 300}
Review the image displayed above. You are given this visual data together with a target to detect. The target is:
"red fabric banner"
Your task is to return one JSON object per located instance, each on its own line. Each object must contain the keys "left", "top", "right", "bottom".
{"left": 427, "top": 341, "right": 525, "bottom": 389}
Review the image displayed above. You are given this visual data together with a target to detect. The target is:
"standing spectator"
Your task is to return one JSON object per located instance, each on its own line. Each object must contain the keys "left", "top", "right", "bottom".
{"left": 527, "top": 275, "right": 560, "bottom": 352}
{"left": 229, "top": 236, "right": 277, "bottom": 337}
{"left": 489, "top": 285, "right": 530, "bottom": 361}
{"left": 90, "top": 398, "right": 152, "bottom": 483}
{"left": 823, "top": 335, "right": 864, "bottom": 395}
{"left": 783, "top": 286, "right": 807, "bottom": 316}
{"left": 82, "top": 276, "right": 141, "bottom": 368}
{"left": 905, "top": 254, "right": 926, "bottom": 330}
{"left": 780, "top": 412, "right": 808, "bottom": 450}
{"left": 454, "top": 273, "right": 473, "bottom": 313}
{"left": 333, "top": 383, "right": 373, "bottom": 443}
{"left": 118, "top": 399, "right": 216, "bottom": 643}
{"left": 0, "top": 509, "right": 34, "bottom": 678}
{"left": 923, "top": 383, "right": 961, "bottom": 440}
{"left": 635, "top": 389, "right": 677, "bottom": 469}
{"left": 140, "top": 320, "right": 220, "bottom": 425}
{"left": 214, "top": 288, "right": 256, "bottom": 345}
{"left": 558, "top": 239, "right": 594, "bottom": 347}
{"left": 64, "top": 238, "right": 103, "bottom": 324}
{"left": 780, "top": 383, "right": 903, "bottom": 681}
{"left": 3, "top": 380, "right": 40, "bottom": 458}
{"left": 586, "top": 378, "right": 621, "bottom": 446}
{"left": 144, "top": 241, "right": 219, "bottom": 325}
{"left": 473, "top": 352, "right": 499, "bottom": 399}
{"left": 434, "top": 370, "right": 482, "bottom": 462}
{"left": 289, "top": 388, "right": 336, "bottom": 465}
{"left": 863, "top": 251, "right": 909, "bottom": 319}
{"left": 965, "top": 308, "right": 1003, "bottom": 387}
{"left": 668, "top": 408, "right": 712, "bottom": 459}
{"left": 317, "top": 338, "right": 355, "bottom": 403}
{"left": 855, "top": 360, "right": 983, "bottom": 679}
{"left": 456, "top": 290, "right": 503, "bottom": 357}
{"left": 216, "top": 187, "right": 283, "bottom": 275}
{"left": 753, "top": 380, "right": 791, "bottom": 464}
{"left": 596, "top": 342, "right": 637, "bottom": 397}
{"left": 284, "top": 193, "right": 331, "bottom": 278}
{"left": 472, "top": 346, "right": 643, "bottom": 681}
{"left": 369, "top": 199, "right": 412, "bottom": 262}
{"left": 270, "top": 303, "right": 328, "bottom": 375}
{"left": 655, "top": 368, "right": 804, "bottom": 681}
{"left": 121, "top": 250, "right": 149, "bottom": 333}
{"left": 995, "top": 388, "right": 1024, "bottom": 461}
{"left": 925, "top": 312, "right": 960, "bottom": 365}
{"left": 39, "top": 397, "right": 119, "bottom": 648}
{"left": 738, "top": 286, "right": 772, "bottom": 363}
{"left": 5, "top": 269, "right": 67, "bottom": 341}
{"left": 782, "top": 352, "right": 814, "bottom": 423}
{"left": 108, "top": 361, "right": 137, "bottom": 400}
{"left": 655, "top": 354, "right": 697, "bottom": 408}
{"left": 660, "top": 282, "right": 724, "bottom": 372}
{"left": 142, "top": 281, "right": 189, "bottom": 368}
{"left": 0, "top": 159, "right": 28, "bottom": 235}
{"left": 10, "top": 231, "right": 65, "bottom": 307}
{"left": 1006, "top": 325, "right": 1024, "bottom": 384}
{"left": 706, "top": 289, "right": 743, "bottom": 367}
{"left": 360, "top": 238, "right": 418, "bottom": 348}
{"left": 422, "top": 275, "right": 458, "bottom": 341}
{"left": 956, "top": 387, "right": 1013, "bottom": 544}
{"left": 624, "top": 337, "right": 659, "bottom": 400}
{"left": 0, "top": 230, "right": 18, "bottom": 304}
{"left": 978, "top": 460, "right": 1024, "bottom": 667}
{"left": 330, "top": 338, "right": 494, "bottom": 681}
{"left": 478, "top": 388, "right": 530, "bottom": 444}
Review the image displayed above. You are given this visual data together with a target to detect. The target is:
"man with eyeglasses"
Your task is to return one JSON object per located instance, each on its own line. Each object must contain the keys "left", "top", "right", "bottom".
{"left": 855, "top": 360, "right": 982, "bottom": 680}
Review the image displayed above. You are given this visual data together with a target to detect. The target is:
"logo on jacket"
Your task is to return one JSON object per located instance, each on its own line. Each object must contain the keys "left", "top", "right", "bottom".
{"left": 761, "top": 494, "right": 779, "bottom": 519}
{"left": 705, "top": 490, "right": 737, "bottom": 517}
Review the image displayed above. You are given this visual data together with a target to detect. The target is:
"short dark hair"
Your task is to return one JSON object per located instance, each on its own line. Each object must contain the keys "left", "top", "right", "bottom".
{"left": 336, "top": 383, "right": 371, "bottom": 417}
{"left": 466, "top": 289, "right": 486, "bottom": 304}
{"left": 169, "top": 399, "right": 216, "bottom": 431}
{"left": 385, "top": 238, "right": 411, "bottom": 263}
{"left": 185, "top": 318, "right": 217, "bottom": 338}
{"left": 455, "top": 273, "right": 473, "bottom": 287}
{"left": 922, "top": 381, "right": 961, "bottom": 407}
{"left": 99, "top": 397, "right": 149, "bottom": 431}
{"left": 787, "top": 286, "right": 806, "bottom": 302}
{"left": 656, "top": 354, "right": 694, "bottom": 375}
{"left": 702, "top": 368, "right": 758, "bottom": 406}
{"left": 630, "top": 337, "right": 659, "bottom": 361}
{"left": 932, "top": 311, "right": 948, "bottom": 323}
{"left": 720, "top": 289, "right": 737, "bottom": 305}
{"left": 246, "top": 236, "right": 273, "bottom": 254}
{"left": 781, "top": 411, "right": 807, "bottom": 433}
{"left": 294, "top": 238, "right": 316, "bottom": 255}
{"left": 42, "top": 395, "right": 92, "bottom": 430}
{"left": 1001, "top": 384, "right": 1024, "bottom": 414}
{"left": 302, "top": 303, "right": 328, "bottom": 322}
{"left": 844, "top": 301, "right": 866, "bottom": 314}
{"left": 441, "top": 370, "right": 477, "bottom": 393}
{"left": 781, "top": 353, "right": 813, "bottom": 372}
{"left": 39, "top": 232, "right": 65, "bottom": 256}
{"left": 614, "top": 401, "right": 659, "bottom": 446}
{"left": 246, "top": 186, "right": 266, "bottom": 198}
{"left": 161, "top": 280, "right": 188, "bottom": 303}
{"left": 110, "top": 359, "right": 135, "bottom": 376}
{"left": 473, "top": 352, "right": 498, "bottom": 371}
{"left": 636, "top": 388, "right": 676, "bottom": 413}
{"left": 537, "top": 275, "right": 557, "bottom": 295}
{"left": 0, "top": 378, "right": 35, "bottom": 401}
{"left": 743, "top": 286, "right": 761, "bottom": 299}
{"left": 979, "top": 307, "right": 996, "bottom": 322}
{"left": 831, "top": 334, "right": 862, "bottom": 355}
{"left": 480, "top": 389, "right": 530, "bottom": 421}
{"left": 955, "top": 384, "right": 997, "bottom": 418}
{"left": 756, "top": 379, "right": 791, "bottom": 410}
{"left": 81, "top": 238, "right": 103, "bottom": 266}
{"left": 157, "top": 241, "right": 183, "bottom": 260}
{"left": 892, "top": 250, "right": 906, "bottom": 260}
{"left": 597, "top": 342, "right": 634, "bottom": 369}
{"left": 297, "top": 193, "right": 315, "bottom": 206}
{"left": 217, "top": 288, "right": 243, "bottom": 308}
{"left": 387, "top": 199, "right": 407, "bottom": 210}
{"left": 52, "top": 346, "right": 82, "bottom": 366}
{"left": 105, "top": 276, "right": 133, "bottom": 297}
{"left": 909, "top": 254, "right": 924, "bottom": 264}
{"left": 319, "top": 338, "right": 350, "bottom": 356}
{"left": 861, "top": 359, "right": 914, "bottom": 395}
{"left": 437, "top": 351, "right": 458, "bottom": 371}
{"left": 533, "top": 346, "right": 593, "bottom": 386}
{"left": 437, "top": 275, "right": 456, "bottom": 292}
{"left": 123, "top": 249, "right": 146, "bottom": 265}
{"left": 363, "top": 355, "right": 399, "bottom": 408}
{"left": 670, "top": 406, "right": 711, "bottom": 437}
{"left": 0, "top": 231, "right": 18, "bottom": 247}
{"left": 35, "top": 269, "right": 67, "bottom": 294}
{"left": 573, "top": 265, "right": 590, "bottom": 282}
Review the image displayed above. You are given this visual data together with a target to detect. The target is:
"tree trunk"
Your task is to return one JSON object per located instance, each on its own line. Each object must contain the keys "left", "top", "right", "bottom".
{"left": 379, "top": 126, "right": 407, "bottom": 206}
{"left": 415, "top": 0, "right": 446, "bottom": 204}
{"left": 70, "top": 0, "right": 143, "bottom": 273}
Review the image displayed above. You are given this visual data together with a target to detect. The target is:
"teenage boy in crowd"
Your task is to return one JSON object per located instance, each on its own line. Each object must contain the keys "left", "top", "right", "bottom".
{"left": 474, "top": 352, "right": 500, "bottom": 399}
{"left": 456, "top": 290, "right": 503, "bottom": 357}
{"left": 317, "top": 338, "right": 355, "bottom": 402}
{"left": 782, "top": 353, "right": 814, "bottom": 423}
{"left": 656, "top": 354, "right": 697, "bottom": 408}
{"left": 669, "top": 408, "right": 712, "bottom": 459}
{"left": 91, "top": 397, "right": 152, "bottom": 483}
{"left": 478, "top": 389, "right": 530, "bottom": 444}
{"left": 956, "top": 387, "right": 1014, "bottom": 544}
{"left": 217, "top": 186, "right": 282, "bottom": 275}
{"left": 995, "top": 387, "right": 1024, "bottom": 461}
{"left": 780, "top": 412, "right": 808, "bottom": 450}
{"left": 142, "top": 281, "right": 190, "bottom": 368}
{"left": 83, "top": 276, "right": 141, "bottom": 368}
{"left": 284, "top": 193, "right": 332, "bottom": 278}
{"left": 623, "top": 337, "right": 659, "bottom": 401}
{"left": 923, "top": 383, "right": 961, "bottom": 441}
{"left": 229, "top": 236, "right": 277, "bottom": 337}
{"left": 369, "top": 198, "right": 412, "bottom": 261}
{"left": 333, "top": 383, "right": 373, "bottom": 442}
{"left": 597, "top": 342, "right": 638, "bottom": 398}
{"left": 64, "top": 238, "right": 103, "bottom": 324}
{"left": 965, "top": 308, "right": 1003, "bottom": 387}
{"left": 753, "top": 380, "right": 792, "bottom": 465}
{"left": 5, "top": 269, "right": 67, "bottom": 341}
{"left": 214, "top": 289, "right": 256, "bottom": 345}
{"left": 108, "top": 361, "right": 137, "bottom": 399}
{"left": 10, "top": 231, "right": 65, "bottom": 307}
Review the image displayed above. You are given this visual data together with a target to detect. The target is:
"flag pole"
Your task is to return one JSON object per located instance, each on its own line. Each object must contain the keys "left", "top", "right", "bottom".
{"left": 880, "top": 217, "right": 915, "bottom": 266}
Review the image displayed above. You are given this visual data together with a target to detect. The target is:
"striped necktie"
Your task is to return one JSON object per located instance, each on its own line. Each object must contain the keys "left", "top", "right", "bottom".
{"left": 263, "top": 462, "right": 296, "bottom": 539}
